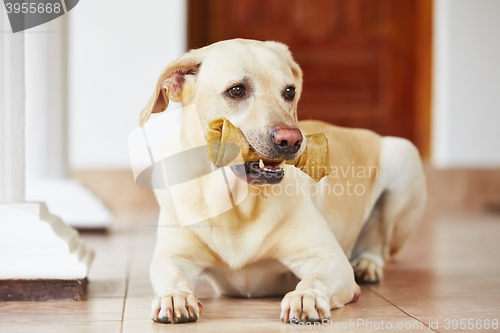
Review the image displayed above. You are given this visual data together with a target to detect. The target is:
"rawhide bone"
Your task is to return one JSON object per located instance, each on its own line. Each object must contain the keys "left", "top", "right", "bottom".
{"left": 206, "top": 118, "right": 331, "bottom": 182}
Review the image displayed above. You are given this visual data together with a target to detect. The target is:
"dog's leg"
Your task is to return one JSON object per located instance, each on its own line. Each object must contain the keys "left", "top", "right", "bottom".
{"left": 149, "top": 213, "right": 212, "bottom": 324}
{"left": 350, "top": 137, "right": 426, "bottom": 283}
{"left": 277, "top": 206, "right": 360, "bottom": 323}
{"left": 350, "top": 200, "right": 385, "bottom": 283}
{"left": 150, "top": 253, "right": 203, "bottom": 323}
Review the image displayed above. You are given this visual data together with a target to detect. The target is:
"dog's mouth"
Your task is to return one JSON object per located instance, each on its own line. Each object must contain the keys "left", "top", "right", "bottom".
{"left": 230, "top": 159, "right": 285, "bottom": 186}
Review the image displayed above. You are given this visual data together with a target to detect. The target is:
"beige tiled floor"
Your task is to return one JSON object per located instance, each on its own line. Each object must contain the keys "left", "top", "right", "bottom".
{"left": 1, "top": 208, "right": 499, "bottom": 332}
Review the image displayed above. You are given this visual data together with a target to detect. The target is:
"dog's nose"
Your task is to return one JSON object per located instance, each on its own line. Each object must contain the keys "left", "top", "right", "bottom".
{"left": 270, "top": 127, "right": 303, "bottom": 154}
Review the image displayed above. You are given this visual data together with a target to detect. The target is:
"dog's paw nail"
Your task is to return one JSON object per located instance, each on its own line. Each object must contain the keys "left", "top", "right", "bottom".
{"left": 176, "top": 314, "right": 190, "bottom": 323}
{"left": 174, "top": 310, "right": 182, "bottom": 319}
{"left": 306, "top": 316, "right": 321, "bottom": 323}
{"left": 198, "top": 301, "right": 204, "bottom": 315}
{"left": 187, "top": 307, "right": 197, "bottom": 322}
{"left": 317, "top": 309, "right": 325, "bottom": 321}
{"left": 158, "top": 315, "right": 171, "bottom": 324}
{"left": 280, "top": 309, "right": 290, "bottom": 323}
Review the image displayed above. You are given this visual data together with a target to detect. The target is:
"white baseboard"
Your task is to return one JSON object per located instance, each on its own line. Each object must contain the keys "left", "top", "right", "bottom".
{"left": 0, "top": 202, "right": 94, "bottom": 279}
{"left": 27, "top": 178, "right": 113, "bottom": 229}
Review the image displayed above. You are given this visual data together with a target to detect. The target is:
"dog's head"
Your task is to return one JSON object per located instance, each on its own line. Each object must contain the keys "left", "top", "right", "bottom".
{"left": 140, "top": 39, "right": 305, "bottom": 185}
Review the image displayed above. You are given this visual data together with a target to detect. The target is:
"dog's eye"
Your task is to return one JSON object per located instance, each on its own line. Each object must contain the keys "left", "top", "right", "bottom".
{"left": 226, "top": 85, "right": 246, "bottom": 99}
{"left": 284, "top": 86, "right": 295, "bottom": 101}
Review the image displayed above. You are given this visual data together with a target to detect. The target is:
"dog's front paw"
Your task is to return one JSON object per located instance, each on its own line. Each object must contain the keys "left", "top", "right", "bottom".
{"left": 280, "top": 290, "right": 330, "bottom": 324}
{"left": 351, "top": 257, "right": 383, "bottom": 283}
{"left": 151, "top": 292, "right": 203, "bottom": 324}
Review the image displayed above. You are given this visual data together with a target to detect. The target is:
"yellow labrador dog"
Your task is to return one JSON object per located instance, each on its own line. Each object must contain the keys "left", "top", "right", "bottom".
{"left": 140, "top": 39, "right": 426, "bottom": 324}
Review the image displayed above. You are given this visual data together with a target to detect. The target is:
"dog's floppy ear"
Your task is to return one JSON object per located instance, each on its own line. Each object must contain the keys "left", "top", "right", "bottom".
{"left": 139, "top": 51, "right": 203, "bottom": 127}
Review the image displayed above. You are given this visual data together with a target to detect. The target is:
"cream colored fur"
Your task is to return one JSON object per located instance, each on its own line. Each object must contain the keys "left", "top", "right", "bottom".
{"left": 142, "top": 39, "right": 427, "bottom": 324}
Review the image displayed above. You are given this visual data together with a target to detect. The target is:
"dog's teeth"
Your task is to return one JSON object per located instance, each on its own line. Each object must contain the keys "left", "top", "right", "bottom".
{"left": 278, "top": 160, "right": 286, "bottom": 168}
{"left": 259, "top": 159, "right": 265, "bottom": 169}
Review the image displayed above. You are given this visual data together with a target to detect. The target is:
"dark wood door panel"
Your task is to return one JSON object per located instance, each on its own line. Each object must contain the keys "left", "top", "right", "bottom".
{"left": 188, "top": 0, "right": 432, "bottom": 155}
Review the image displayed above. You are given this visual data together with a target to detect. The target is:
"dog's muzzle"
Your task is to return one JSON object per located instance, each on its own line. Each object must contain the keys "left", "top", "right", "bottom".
{"left": 231, "top": 159, "right": 286, "bottom": 186}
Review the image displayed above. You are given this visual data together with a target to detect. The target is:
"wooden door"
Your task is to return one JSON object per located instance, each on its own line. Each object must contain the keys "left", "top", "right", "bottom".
{"left": 188, "top": 0, "right": 432, "bottom": 156}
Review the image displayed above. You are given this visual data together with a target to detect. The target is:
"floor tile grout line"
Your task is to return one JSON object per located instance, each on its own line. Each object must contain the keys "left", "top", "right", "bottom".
{"left": 369, "top": 287, "right": 440, "bottom": 333}
{"left": 0, "top": 320, "right": 123, "bottom": 324}
{"left": 119, "top": 221, "right": 139, "bottom": 333}
{"left": 119, "top": 274, "right": 131, "bottom": 333}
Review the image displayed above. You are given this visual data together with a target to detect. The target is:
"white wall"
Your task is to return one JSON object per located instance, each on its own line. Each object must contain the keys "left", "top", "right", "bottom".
{"left": 432, "top": 0, "right": 500, "bottom": 167}
{"left": 68, "top": 0, "right": 186, "bottom": 169}
{"left": 25, "top": 17, "right": 68, "bottom": 180}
